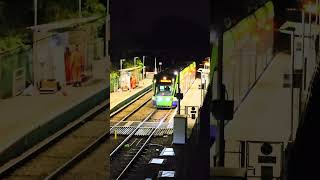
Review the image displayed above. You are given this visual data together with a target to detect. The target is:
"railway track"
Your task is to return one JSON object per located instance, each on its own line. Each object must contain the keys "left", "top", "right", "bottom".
{"left": 57, "top": 91, "right": 154, "bottom": 179}
{"left": 111, "top": 109, "right": 174, "bottom": 180}
{"left": 0, "top": 105, "right": 109, "bottom": 180}
{"left": 0, "top": 89, "right": 153, "bottom": 180}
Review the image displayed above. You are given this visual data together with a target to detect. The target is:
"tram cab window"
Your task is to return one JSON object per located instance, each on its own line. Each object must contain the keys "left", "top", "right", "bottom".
{"left": 156, "top": 85, "right": 172, "bottom": 96}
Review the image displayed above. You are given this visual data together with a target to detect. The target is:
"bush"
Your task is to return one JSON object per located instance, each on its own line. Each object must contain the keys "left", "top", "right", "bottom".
{"left": 0, "top": 36, "right": 25, "bottom": 53}
{"left": 110, "top": 70, "right": 119, "bottom": 92}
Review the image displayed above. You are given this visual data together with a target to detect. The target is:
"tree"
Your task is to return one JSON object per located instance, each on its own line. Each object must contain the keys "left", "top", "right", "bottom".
{"left": 0, "top": 0, "right": 106, "bottom": 51}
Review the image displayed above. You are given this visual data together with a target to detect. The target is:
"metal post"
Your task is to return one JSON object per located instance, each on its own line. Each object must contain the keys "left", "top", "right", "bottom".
{"left": 302, "top": 11, "right": 305, "bottom": 91}
{"left": 201, "top": 72, "right": 203, "bottom": 105}
{"left": 298, "top": 84, "right": 302, "bottom": 123}
{"left": 105, "top": 0, "right": 110, "bottom": 60}
{"left": 34, "top": 0, "right": 37, "bottom": 26}
{"left": 315, "top": 0, "right": 319, "bottom": 24}
{"left": 318, "top": 0, "right": 320, "bottom": 62}
{"left": 178, "top": 71, "right": 181, "bottom": 114}
{"left": 239, "top": 49, "right": 242, "bottom": 104}
{"left": 154, "top": 57, "right": 157, "bottom": 74}
{"left": 290, "top": 31, "right": 295, "bottom": 141}
{"left": 143, "top": 56, "right": 145, "bottom": 79}
{"left": 309, "top": 12, "right": 312, "bottom": 53}
{"left": 79, "top": 0, "right": 82, "bottom": 17}
{"left": 217, "top": 33, "right": 225, "bottom": 167}
{"left": 33, "top": 0, "right": 38, "bottom": 87}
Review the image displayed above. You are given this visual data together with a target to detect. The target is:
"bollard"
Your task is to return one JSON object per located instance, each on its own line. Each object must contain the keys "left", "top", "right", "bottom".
{"left": 114, "top": 130, "right": 117, "bottom": 140}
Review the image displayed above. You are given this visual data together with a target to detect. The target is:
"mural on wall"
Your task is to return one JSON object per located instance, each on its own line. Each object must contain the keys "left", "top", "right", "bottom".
{"left": 64, "top": 44, "right": 86, "bottom": 85}
{"left": 70, "top": 45, "right": 85, "bottom": 85}
{"left": 35, "top": 27, "right": 94, "bottom": 87}
{"left": 64, "top": 47, "right": 72, "bottom": 85}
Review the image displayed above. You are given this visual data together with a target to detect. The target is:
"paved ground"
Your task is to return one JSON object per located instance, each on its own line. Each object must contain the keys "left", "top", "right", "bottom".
{"left": 0, "top": 60, "right": 109, "bottom": 156}
{"left": 167, "top": 78, "right": 203, "bottom": 135}
{"left": 218, "top": 52, "right": 305, "bottom": 178}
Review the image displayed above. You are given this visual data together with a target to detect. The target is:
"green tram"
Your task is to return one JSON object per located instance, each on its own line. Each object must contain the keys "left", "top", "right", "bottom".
{"left": 152, "top": 62, "right": 196, "bottom": 108}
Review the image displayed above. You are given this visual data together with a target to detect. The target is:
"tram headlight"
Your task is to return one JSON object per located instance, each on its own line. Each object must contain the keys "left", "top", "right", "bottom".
{"left": 157, "top": 97, "right": 163, "bottom": 101}
{"left": 165, "top": 97, "right": 171, "bottom": 101}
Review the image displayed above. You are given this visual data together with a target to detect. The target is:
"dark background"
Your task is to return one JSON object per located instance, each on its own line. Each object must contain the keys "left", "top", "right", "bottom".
{"left": 110, "top": 0, "right": 210, "bottom": 65}
{"left": 110, "top": 0, "right": 298, "bottom": 66}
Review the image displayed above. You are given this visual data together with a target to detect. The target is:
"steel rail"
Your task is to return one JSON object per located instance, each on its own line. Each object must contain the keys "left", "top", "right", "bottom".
{"left": 115, "top": 109, "right": 172, "bottom": 180}
{"left": 0, "top": 100, "right": 108, "bottom": 178}
{"left": 110, "top": 109, "right": 156, "bottom": 157}
{"left": 110, "top": 88, "right": 152, "bottom": 118}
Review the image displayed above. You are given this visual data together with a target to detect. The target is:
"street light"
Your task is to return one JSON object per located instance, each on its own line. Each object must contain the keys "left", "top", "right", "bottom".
{"left": 154, "top": 57, "right": 157, "bottom": 74}
{"left": 290, "top": 29, "right": 295, "bottom": 142}
{"left": 159, "top": 62, "right": 162, "bottom": 72}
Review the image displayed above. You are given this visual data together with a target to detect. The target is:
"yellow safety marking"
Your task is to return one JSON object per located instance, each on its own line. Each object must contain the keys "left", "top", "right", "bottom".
{"left": 114, "top": 129, "right": 117, "bottom": 140}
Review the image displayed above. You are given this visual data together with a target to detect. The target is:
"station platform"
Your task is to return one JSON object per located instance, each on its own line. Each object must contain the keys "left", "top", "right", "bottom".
{"left": 110, "top": 78, "right": 152, "bottom": 113}
{"left": 0, "top": 60, "right": 109, "bottom": 166}
{"left": 167, "top": 78, "right": 203, "bottom": 139}
{"left": 225, "top": 52, "right": 300, "bottom": 142}
{"left": 218, "top": 52, "right": 302, "bottom": 177}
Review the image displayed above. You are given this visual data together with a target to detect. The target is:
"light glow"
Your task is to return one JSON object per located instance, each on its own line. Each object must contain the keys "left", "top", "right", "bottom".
{"left": 160, "top": 79, "right": 172, "bottom": 83}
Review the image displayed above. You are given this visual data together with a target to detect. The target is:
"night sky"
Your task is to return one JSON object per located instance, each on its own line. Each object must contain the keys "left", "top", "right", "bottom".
{"left": 110, "top": 0, "right": 210, "bottom": 63}
{"left": 110, "top": 0, "right": 298, "bottom": 64}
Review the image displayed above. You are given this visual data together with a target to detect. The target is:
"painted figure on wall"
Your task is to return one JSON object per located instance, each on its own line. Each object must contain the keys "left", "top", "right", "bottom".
{"left": 64, "top": 47, "right": 72, "bottom": 85}
{"left": 130, "top": 75, "right": 137, "bottom": 89}
{"left": 71, "top": 45, "right": 84, "bottom": 87}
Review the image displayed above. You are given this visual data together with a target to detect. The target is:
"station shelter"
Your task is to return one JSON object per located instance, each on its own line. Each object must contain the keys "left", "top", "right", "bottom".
{"left": 119, "top": 66, "right": 143, "bottom": 91}
{"left": 28, "top": 16, "right": 104, "bottom": 88}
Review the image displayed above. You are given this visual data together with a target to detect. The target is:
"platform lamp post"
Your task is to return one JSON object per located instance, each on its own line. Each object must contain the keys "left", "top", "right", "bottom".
{"left": 290, "top": 29, "right": 295, "bottom": 142}
{"left": 210, "top": 26, "right": 234, "bottom": 167}
{"left": 159, "top": 62, "right": 162, "bottom": 72}
{"left": 32, "top": 0, "right": 39, "bottom": 87}
{"left": 216, "top": 32, "right": 225, "bottom": 167}
{"left": 143, "top": 56, "right": 145, "bottom": 79}
{"left": 154, "top": 57, "right": 157, "bottom": 74}
{"left": 174, "top": 70, "right": 182, "bottom": 114}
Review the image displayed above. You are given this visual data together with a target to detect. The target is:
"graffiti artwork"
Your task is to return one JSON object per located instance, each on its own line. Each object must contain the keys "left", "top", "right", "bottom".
{"left": 64, "top": 45, "right": 85, "bottom": 86}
